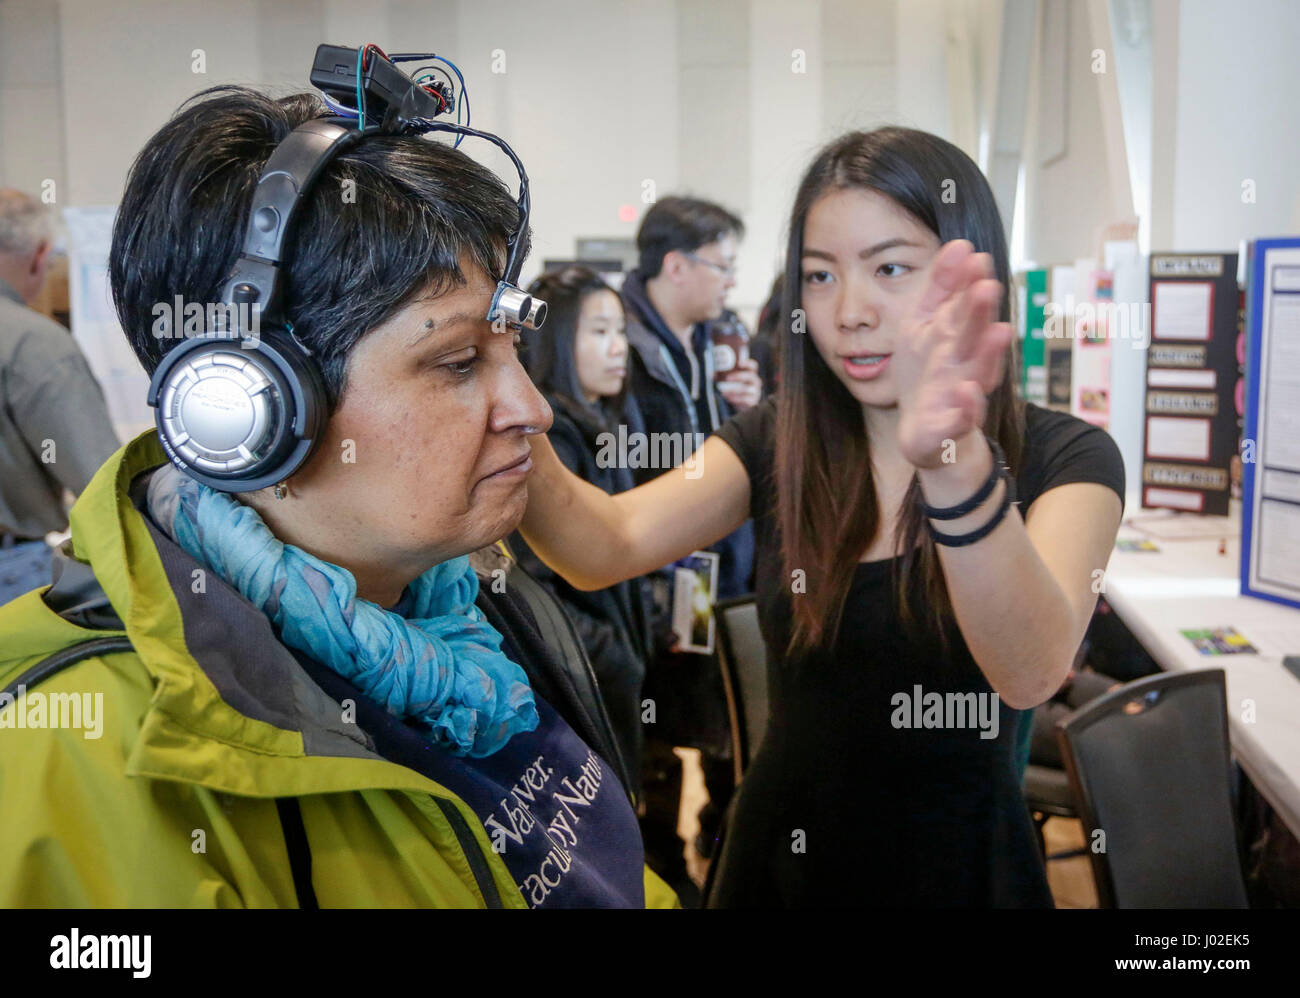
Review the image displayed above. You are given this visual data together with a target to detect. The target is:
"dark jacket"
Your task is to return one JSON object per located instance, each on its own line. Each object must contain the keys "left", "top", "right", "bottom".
{"left": 511, "top": 392, "right": 665, "bottom": 797}
{"left": 620, "top": 269, "right": 755, "bottom": 600}
{"left": 619, "top": 270, "right": 757, "bottom": 756}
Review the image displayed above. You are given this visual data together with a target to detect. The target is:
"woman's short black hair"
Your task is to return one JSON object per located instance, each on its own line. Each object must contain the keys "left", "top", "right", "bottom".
{"left": 635, "top": 195, "right": 743, "bottom": 278}
{"left": 522, "top": 265, "right": 625, "bottom": 419}
{"left": 110, "top": 85, "right": 525, "bottom": 413}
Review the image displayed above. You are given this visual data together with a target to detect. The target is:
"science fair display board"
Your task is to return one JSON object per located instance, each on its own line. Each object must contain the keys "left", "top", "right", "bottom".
{"left": 1241, "top": 238, "right": 1300, "bottom": 611}
{"left": 1141, "top": 252, "right": 1240, "bottom": 516}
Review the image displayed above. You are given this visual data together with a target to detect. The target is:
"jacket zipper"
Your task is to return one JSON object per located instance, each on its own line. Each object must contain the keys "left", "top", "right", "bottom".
{"left": 658, "top": 343, "right": 700, "bottom": 439}
{"left": 430, "top": 795, "right": 505, "bottom": 908}
{"left": 702, "top": 336, "right": 721, "bottom": 431}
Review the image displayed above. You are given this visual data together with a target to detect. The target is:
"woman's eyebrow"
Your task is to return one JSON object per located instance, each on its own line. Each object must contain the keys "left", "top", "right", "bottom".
{"left": 406, "top": 310, "right": 480, "bottom": 348}
{"left": 802, "top": 237, "right": 926, "bottom": 262}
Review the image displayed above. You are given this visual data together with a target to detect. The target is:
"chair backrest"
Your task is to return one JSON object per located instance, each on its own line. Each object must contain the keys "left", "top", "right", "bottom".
{"left": 1057, "top": 668, "right": 1248, "bottom": 908}
{"left": 714, "top": 595, "right": 769, "bottom": 782}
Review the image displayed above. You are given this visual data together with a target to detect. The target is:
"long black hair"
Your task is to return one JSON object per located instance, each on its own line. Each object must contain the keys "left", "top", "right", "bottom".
{"left": 522, "top": 265, "right": 628, "bottom": 433}
{"left": 775, "top": 126, "right": 1025, "bottom": 659}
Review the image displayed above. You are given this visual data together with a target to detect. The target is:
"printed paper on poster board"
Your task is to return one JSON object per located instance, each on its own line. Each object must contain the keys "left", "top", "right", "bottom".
{"left": 1145, "top": 415, "right": 1212, "bottom": 462}
{"left": 1152, "top": 280, "right": 1214, "bottom": 341}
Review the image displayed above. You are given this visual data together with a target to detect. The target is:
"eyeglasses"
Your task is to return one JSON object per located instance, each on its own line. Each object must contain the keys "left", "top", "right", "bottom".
{"left": 683, "top": 251, "right": 736, "bottom": 278}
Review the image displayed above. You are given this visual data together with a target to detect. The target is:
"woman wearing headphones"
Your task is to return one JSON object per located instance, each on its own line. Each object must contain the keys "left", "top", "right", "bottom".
{"left": 519, "top": 127, "right": 1126, "bottom": 907}
{"left": 0, "top": 86, "right": 674, "bottom": 909}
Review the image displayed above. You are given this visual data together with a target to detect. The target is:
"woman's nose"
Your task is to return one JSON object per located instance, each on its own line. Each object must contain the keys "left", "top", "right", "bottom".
{"left": 836, "top": 280, "right": 880, "bottom": 331}
{"left": 608, "top": 333, "right": 628, "bottom": 359}
{"left": 491, "top": 361, "right": 553, "bottom": 435}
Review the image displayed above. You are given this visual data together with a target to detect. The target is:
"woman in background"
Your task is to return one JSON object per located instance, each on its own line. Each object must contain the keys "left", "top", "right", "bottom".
{"left": 510, "top": 266, "right": 664, "bottom": 800}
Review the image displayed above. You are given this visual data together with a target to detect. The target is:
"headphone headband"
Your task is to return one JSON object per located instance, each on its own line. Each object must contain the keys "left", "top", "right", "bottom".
{"left": 147, "top": 48, "right": 544, "bottom": 493}
{"left": 221, "top": 119, "right": 373, "bottom": 327}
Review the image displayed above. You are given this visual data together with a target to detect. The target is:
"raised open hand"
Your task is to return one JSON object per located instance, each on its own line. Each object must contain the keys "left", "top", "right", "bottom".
{"left": 890, "top": 240, "right": 1013, "bottom": 469}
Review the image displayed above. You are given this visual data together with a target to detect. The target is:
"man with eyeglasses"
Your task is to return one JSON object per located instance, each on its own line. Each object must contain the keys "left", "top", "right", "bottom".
{"left": 620, "top": 195, "right": 761, "bottom": 904}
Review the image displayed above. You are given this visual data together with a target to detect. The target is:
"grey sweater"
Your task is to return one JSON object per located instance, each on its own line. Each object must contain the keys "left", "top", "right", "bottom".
{"left": 0, "top": 277, "right": 120, "bottom": 537}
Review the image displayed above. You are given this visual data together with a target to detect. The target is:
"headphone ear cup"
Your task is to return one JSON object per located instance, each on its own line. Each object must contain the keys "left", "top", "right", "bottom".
{"left": 269, "top": 328, "right": 329, "bottom": 456}
{"left": 147, "top": 328, "right": 328, "bottom": 493}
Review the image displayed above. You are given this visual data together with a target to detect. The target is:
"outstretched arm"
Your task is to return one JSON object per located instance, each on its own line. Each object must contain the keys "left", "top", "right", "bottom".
{"left": 894, "top": 241, "right": 1124, "bottom": 709}
{"left": 520, "top": 433, "right": 751, "bottom": 591}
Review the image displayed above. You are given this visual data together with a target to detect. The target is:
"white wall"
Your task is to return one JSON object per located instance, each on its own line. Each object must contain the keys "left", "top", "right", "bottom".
{"left": 10, "top": 0, "right": 1297, "bottom": 319}
{"left": 0, "top": 0, "right": 66, "bottom": 210}
{"left": 1170, "top": 0, "right": 1300, "bottom": 249}
{"left": 0, "top": 0, "right": 961, "bottom": 322}
{"left": 1021, "top": 0, "right": 1132, "bottom": 266}
{"left": 1020, "top": 0, "right": 1300, "bottom": 267}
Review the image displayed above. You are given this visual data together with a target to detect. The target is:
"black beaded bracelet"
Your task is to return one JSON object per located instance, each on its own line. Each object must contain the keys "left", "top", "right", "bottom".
{"left": 921, "top": 435, "right": 1007, "bottom": 521}
{"left": 927, "top": 468, "right": 1017, "bottom": 547}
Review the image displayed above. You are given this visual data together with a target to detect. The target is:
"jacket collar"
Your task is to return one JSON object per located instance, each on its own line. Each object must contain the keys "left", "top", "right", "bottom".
{"left": 53, "top": 430, "right": 459, "bottom": 798}
{"left": 623, "top": 311, "right": 678, "bottom": 387}
{"left": 622, "top": 270, "right": 683, "bottom": 353}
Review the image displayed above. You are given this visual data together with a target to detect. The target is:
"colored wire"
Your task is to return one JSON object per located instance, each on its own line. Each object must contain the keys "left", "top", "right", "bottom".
{"left": 355, "top": 45, "right": 365, "bottom": 128}
{"left": 353, "top": 47, "right": 468, "bottom": 139}
{"left": 355, "top": 44, "right": 389, "bottom": 129}
{"left": 431, "top": 54, "right": 470, "bottom": 134}
{"left": 320, "top": 90, "right": 359, "bottom": 118}
{"left": 412, "top": 66, "right": 454, "bottom": 91}
{"left": 412, "top": 66, "right": 456, "bottom": 120}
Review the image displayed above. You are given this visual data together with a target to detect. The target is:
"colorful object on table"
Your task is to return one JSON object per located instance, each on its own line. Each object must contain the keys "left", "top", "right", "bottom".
{"left": 1179, "top": 627, "right": 1258, "bottom": 656}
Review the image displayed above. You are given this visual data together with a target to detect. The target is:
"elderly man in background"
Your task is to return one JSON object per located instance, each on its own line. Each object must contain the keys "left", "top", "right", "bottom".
{"left": 0, "top": 189, "right": 119, "bottom": 604}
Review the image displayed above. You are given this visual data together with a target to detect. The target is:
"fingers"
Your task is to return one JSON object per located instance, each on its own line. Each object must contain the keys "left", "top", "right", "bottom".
{"left": 915, "top": 239, "right": 976, "bottom": 319}
{"left": 974, "top": 321, "right": 1013, "bottom": 394}
{"left": 952, "top": 275, "right": 1003, "bottom": 363}
{"left": 718, "top": 369, "right": 763, "bottom": 410}
{"left": 719, "top": 387, "right": 761, "bottom": 411}
{"left": 720, "top": 368, "right": 762, "bottom": 391}
{"left": 719, "top": 369, "right": 755, "bottom": 384}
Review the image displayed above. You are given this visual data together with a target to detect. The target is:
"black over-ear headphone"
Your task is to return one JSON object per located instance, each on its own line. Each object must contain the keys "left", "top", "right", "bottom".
{"left": 146, "top": 47, "right": 544, "bottom": 493}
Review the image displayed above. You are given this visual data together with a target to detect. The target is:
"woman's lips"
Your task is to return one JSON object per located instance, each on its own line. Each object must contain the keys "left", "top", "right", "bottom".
{"left": 841, "top": 353, "right": 891, "bottom": 381}
{"left": 481, "top": 451, "right": 533, "bottom": 483}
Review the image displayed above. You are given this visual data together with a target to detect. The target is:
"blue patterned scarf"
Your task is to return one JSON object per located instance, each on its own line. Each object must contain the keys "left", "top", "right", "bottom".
{"left": 146, "top": 464, "right": 538, "bottom": 757}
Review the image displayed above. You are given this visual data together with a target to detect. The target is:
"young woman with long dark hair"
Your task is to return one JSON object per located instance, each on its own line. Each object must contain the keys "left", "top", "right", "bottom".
{"left": 519, "top": 127, "right": 1124, "bottom": 906}
{"left": 509, "top": 265, "right": 659, "bottom": 800}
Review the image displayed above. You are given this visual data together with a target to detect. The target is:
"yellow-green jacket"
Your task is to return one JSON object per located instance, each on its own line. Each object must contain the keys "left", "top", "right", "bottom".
{"left": 0, "top": 430, "right": 677, "bottom": 908}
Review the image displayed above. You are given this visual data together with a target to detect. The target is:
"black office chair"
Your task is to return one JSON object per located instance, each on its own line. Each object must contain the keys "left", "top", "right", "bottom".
{"left": 1057, "top": 668, "right": 1249, "bottom": 908}
{"left": 1024, "top": 762, "right": 1086, "bottom": 861}
{"left": 702, "top": 594, "right": 769, "bottom": 907}
{"left": 1023, "top": 656, "right": 1113, "bottom": 864}
{"left": 714, "top": 594, "right": 769, "bottom": 785}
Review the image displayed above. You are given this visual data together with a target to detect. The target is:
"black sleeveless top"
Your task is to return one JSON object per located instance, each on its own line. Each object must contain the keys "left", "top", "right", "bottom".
{"left": 711, "top": 397, "right": 1125, "bottom": 907}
